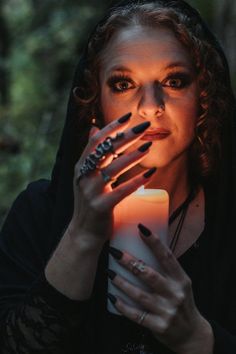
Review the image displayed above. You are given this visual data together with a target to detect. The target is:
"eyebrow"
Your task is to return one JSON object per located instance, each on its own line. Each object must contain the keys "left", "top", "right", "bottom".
{"left": 109, "top": 62, "right": 191, "bottom": 73}
{"left": 109, "top": 65, "right": 133, "bottom": 73}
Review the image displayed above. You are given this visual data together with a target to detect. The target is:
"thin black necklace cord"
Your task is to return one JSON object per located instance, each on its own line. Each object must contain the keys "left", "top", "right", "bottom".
{"left": 168, "top": 188, "right": 196, "bottom": 252}
{"left": 168, "top": 188, "right": 195, "bottom": 225}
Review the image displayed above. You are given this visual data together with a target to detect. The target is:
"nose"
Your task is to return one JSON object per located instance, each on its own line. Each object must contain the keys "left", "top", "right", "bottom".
{"left": 138, "top": 84, "right": 165, "bottom": 119}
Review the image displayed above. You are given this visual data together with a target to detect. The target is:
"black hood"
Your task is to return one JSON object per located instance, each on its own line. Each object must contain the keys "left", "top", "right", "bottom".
{"left": 47, "top": 0, "right": 236, "bottom": 320}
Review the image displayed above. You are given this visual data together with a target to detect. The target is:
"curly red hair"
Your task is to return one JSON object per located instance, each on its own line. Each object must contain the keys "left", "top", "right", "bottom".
{"left": 74, "top": 1, "right": 232, "bottom": 183}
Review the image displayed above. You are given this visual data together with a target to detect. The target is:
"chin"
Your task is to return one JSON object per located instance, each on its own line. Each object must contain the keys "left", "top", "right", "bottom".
{"left": 139, "top": 154, "right": 170, "bottom": 169}
{"left": 140, "top": 150, "right": 188, "bottom": 170}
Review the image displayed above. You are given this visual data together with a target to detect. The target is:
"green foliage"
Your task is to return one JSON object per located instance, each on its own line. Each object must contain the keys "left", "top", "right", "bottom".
{"left": 0, "top": 0, "right": 109, "bottom": 224}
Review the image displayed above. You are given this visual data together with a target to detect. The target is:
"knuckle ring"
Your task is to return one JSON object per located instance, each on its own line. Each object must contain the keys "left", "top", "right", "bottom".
{"left": 94, "top": 145, "right": 106, "bottom": 159}
{"left": 104, "top": 132, "right": 125, "bottom": 155}
{"left": 108, "top": 132, "right": 125, "bottom": 141}
{"left": 138, "top": 310, "right": 149, "bottom": 325}
{"left": 129, "top": 259, "right": 146, "bottom": 275}
{"left": 76, "top": 134, "right": 121, "bottom": 185}
{"left": 76, "top": 155, "right": 99, "bottom": 185}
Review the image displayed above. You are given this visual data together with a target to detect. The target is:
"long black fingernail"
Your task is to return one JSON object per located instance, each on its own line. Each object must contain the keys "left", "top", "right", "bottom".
{"left": 143, "top": 167, "right": 157, "bottom": 178}
{"left": 138, "top": 223, "right": 152, "bottom": 237}
{"left": 107, "top": 269, "right": 117, "bottom": 280}
{"left": 118, "top": 112, "right": 132, "bottom": 123}
{"left": 108, "top": 293, "right": 117, "bottom": 305}
{"left": 109, "top": 246, "right": 123, "bottom": 260}
{"left": 138, "top": 142, "right": 152, "bottom": 152}
{"left": 132, "top": 121, "right": 151, "bottom": 134}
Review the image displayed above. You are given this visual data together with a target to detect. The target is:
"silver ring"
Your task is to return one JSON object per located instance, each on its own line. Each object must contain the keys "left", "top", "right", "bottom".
{"left": 129, "top": 260, "right": 146, "bottom": 275}
{"left": 100, "top": 170, "right": 114, "bottom": 183}
{"left": 79, "top": 156, "right": 99, "bottom": 175}
{"left": 76, "top": 155, "right": 100, "bottom": 185}
{"left": 76, "top": 133, "right": 124, "bottom": 185}
{"left": 76, "top": 138, "right": 114, "bottom": 185}
{"left": 138, "top": 310, "right": 149, "bottom": 325}
{"left": 107, "top": 132, "right": 125, "bottom": 142}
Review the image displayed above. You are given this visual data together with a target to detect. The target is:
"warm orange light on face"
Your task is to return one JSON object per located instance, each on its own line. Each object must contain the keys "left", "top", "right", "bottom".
{"left": 100, "top": 26, "right": 199, "bottom": 173}
{"left": 108, "top": 187, "right": 169, "bottom": 315}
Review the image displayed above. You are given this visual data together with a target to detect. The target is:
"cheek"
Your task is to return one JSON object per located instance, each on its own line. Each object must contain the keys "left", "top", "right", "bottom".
{"left": 173, "top": 94, "right": 199, "bottom": 136}
{"left": 100, "top": 89, "right": 134, "bottom": 125}
{"left": 100, "top": 89, "right": 121, "bottom": 124}
{"left": 179, "top": 115, "right": 197, "bottom": 144}
{"left": 163, "top": 109, "right": 197, "bottom": 155}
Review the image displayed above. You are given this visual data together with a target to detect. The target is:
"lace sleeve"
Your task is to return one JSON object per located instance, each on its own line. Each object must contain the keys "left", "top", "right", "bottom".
{"left": 0, "top": 182, "right": 92, "bottom": 353}
{"left": 0, "top": 274, "right": 91, "bottom": 354}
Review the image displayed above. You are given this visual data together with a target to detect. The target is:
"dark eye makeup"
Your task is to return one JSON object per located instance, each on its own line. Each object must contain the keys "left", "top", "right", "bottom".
{"left": 162, "top": 72, "right": 193, "bottom": 89}
{"left": 107, "top": 74, "right": 136, "bottom": 93}
{"left": 106, "top": 71, "right": 193, "bottom": 94}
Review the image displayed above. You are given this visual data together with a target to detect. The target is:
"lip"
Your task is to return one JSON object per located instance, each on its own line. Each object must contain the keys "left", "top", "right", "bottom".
{"left": 141, "top": 128, "right": 171, "bottom": 141}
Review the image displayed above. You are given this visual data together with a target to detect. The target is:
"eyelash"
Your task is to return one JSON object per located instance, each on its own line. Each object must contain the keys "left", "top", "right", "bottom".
{"left": 107, "top": 73, "right": 192, "bottom": 93}
{"left": 163, "top": 73, "right": 192, "bottom": 89}
{"left": 107, "top": 75, "right": 135, "bottom": 93}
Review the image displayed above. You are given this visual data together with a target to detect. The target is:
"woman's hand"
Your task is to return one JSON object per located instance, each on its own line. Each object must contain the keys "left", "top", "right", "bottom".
{"left": 108, "top": 224, "right": 214, "bottom": 354}
{"left": 69, "top": 113, "right": 157, "bottom": 248}
{"left": 45, "top": 114, "right": 157, "bottom": 301}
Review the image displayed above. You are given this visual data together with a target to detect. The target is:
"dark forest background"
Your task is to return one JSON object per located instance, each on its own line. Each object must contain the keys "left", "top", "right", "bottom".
{"left": 0, "top": 0, "right": 235, "bottom": 225}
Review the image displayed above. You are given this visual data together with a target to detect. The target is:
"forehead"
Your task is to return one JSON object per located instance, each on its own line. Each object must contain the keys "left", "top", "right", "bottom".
{"left": 100, "top": 25, "right": 194, "bottom": 75}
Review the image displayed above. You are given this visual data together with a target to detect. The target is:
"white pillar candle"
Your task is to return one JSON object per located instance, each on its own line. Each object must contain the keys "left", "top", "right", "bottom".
{"left": 108, "top": 187, "right": 169, "bottom": 315}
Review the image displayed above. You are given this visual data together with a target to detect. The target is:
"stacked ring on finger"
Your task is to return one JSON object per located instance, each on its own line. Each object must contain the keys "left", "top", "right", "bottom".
{"left": 129, "top": 259, "right": 146, "bottom": 275}
{"left": 76, "top": 132, "right": 124, "bottom": 185}
{"left": 138, "top": 310, "right": 149, "bottom": 325}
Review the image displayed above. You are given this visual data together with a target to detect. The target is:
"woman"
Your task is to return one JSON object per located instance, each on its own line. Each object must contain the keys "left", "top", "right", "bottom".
{"left": 0, "top": 0, "right": 235, "bottom": 353}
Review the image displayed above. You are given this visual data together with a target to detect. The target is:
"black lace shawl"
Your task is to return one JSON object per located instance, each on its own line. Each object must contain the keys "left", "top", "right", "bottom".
{"left": 0, "top": 0, "right": 236, "bottom": 353}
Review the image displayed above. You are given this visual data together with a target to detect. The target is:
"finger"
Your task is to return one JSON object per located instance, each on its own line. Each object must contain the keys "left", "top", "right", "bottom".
{"left": 107, "top": 292, "right": 151, "bottom": 325}
{"left": 100, "top": 167, "right": 157, "bottom": 209}
{"left": 107, "top": 293, "right": 163, "bottom": 333}
{"left": 77, "top": 112, "right": 131, "bottom": 173}
{"left": 108, "top": 248, "right": 171, "bottom": 296}
{"left": 107, "top": 141, "right": 152, "bottom": 178}
{"left": 89, "top": 125, "right": 100, "bottom": 138}
{"left": 78, "top": 133, "right": 153, "bottom": 192}
{"left": 108, "top": 121, "right": 151, "bottom": 157}
{"left": 76, "top": 118, "right": 152, "bottom": 189}
{"left": 108, "top": 269, "right": 168, "bottom": 314}
{"left": 75, "top": 165, "right": 157, "bottom": 215}
{"left": 137, "top": 224, "right": 186, "bottom": 280}
{"left": 95, "top": 135, "right": 151, "bottom": 172}
{"left": 92, "top": 142, "right": 153, "bottom": 190}
{"left": 77, "top": 166, "right": 157, "bottom": 220}
{"left": 83, "top": 112, "right": 132, "bottom": 157}
{"left": 108, "top": 248, "right": 187, "bottom": 310}
{"left": 82, "top": 119, "right": 151, "bottom": 169}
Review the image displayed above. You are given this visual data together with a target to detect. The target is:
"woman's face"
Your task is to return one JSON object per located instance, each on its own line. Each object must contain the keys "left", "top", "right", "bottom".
{"left": 99, "top": 25, "right": 199, "bottom": 170}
